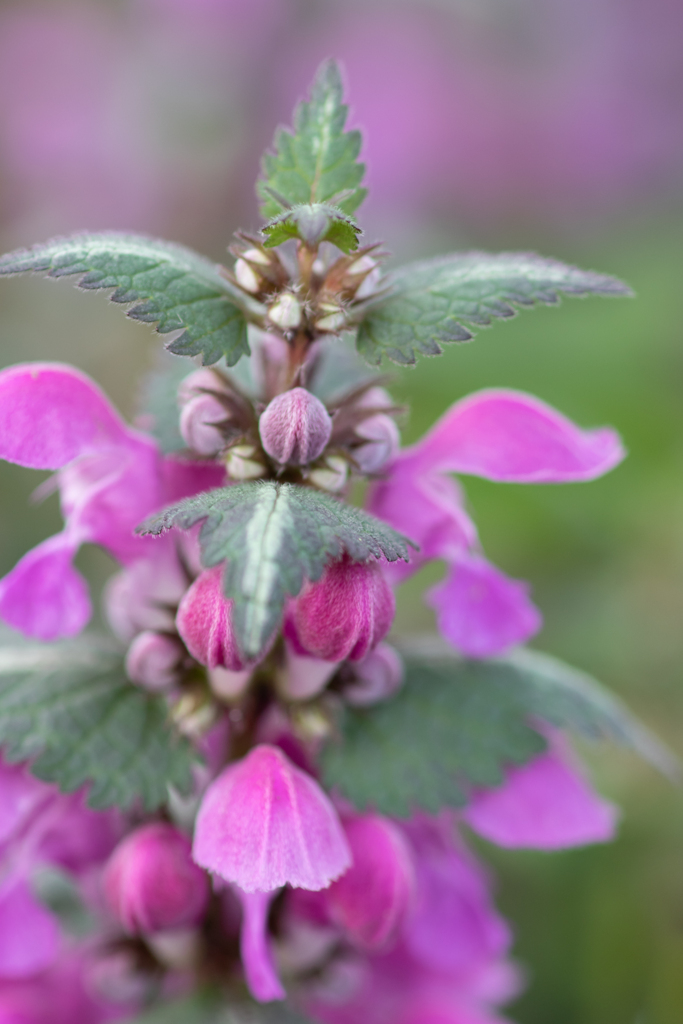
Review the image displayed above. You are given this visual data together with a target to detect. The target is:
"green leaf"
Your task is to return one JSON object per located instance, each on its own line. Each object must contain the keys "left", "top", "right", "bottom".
{"left": 321, "top": 645, "right": 674, "bottom": 817}
{"left": 0, "top": 232, "right": 254, "bottom": 366}
{"left": 0, "top": 640, "right": 196, "bottom": 810}
{"left": 356, "top": 251, "right": 633, "bottom": 366}
{"left": 128, "top": 989, "right": 314, "bottom": 1024}
{"left": 257, "top": 60, "right": 367, "bottom": 218}
{"left": 138, "top": 481, "right": 413, "bottom": 660}
{"left": 262, "top": 204, "right": 361, "bottom": 253}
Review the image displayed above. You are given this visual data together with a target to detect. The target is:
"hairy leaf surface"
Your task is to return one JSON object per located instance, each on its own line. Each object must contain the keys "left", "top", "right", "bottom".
{"left": 139, "top": 481, "right": 412, "bottom": 659}
{"left": 321, "top": 647, "right": 673, "bottom": 817}
{"left": 258, "top": 60, "right": 366, "bottom": 218}
{"left": 0, "top": 640, "right": 195, "bottom": 810}
{"left": 356, "top": 252, "right": 633, "bottom": 366}
{"left": 0, "top": 233, "right": 253, "bottom": 366}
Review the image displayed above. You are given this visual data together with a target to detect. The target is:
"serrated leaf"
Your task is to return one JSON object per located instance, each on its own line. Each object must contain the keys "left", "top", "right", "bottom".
{"left": 356, "top": 251, "right": 633, "bottom": 366}
{"left": 128, "top": 989, "right": 314, "bottom": 1024}
{"left": 0, "top": 233, "right": 255, "bottom": 367}
{"left": 138, "top": 481, "right": 412, "bottom": 660}
{"left": 0, "top": 640, "right": 196, "bottom": 810}
{"left": 258, "top": 60, "right": 367, "bottom": 218}
{"left": 262, "top": 204, "right": 361, "bottom": 253}
{"left": 321, "top": 646, "right": 674, "bottom": 817}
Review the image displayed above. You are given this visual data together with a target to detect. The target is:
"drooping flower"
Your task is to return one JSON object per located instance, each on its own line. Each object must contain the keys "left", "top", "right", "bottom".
{"left": 193, "top": 744, "right": 351, "bottom": 892}
{"left": 368, "top": 389, "right": 625, "bottom": 657}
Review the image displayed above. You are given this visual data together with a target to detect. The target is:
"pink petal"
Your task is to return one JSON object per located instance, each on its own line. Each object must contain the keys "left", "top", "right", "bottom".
{"left": 234, "top": 887, "right": 286, "bottom": 1002}
{"left": 0, "top": 363, "right": 129, "bottom": 469}
{"left": 325, "top": 814, "right": 415, "bottom": 951}
{"left": 193, "top": 745, "right": 351, "bottom": 892}
{"left": 401, "top": 389, "right": 625, "bottom": 483}
{"left": 0, "top": 878, "right": 60, "bottom": 978}
{"left": 463, "top": 747, "right": 618, "bottom": 849}
{"left": 426, "top": 553, "right": 542, "bottom": 658}
{"left": 0, "top": 532, "right": 91, "bottom": 640}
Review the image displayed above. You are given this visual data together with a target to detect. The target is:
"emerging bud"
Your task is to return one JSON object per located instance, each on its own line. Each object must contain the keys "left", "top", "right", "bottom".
{"left": 315, "top": 302, "right": 347, "bottom": 334}
{"left": 235, "top": 258, "right": 262, "bottom": 294}
{"left": 267, "top": 293, "right": 302, "bottom": 331}
{"left": 104, "top": 823, "right": 210, "bottom": 934}
{"left": 125, "top": 630, "right": 184, "bottom": 691}
{"left": 259, "top": 388, "right": 332, "bottom": 466}
{"left": 309, "top": 454, "right": 348, "bottom": 492}
{"left": 176, "top": 566, "right": 252, "bottom": 672}
{"left": 177, "top": 368, "right": 226, "bottom": 406}
{"left": 193, "top": 745, "right": 351, "bottom": 892}
{"left": 284, "top": 556, "right": 395, "bottom": 663}
{"left": 179, "top": 393, "right": 228, "bottom": 456}
{"left": 343, "top": 642, "right": 404, "bottom": 706}
{"left": 353, "top": 414, "right": 400, "bottom": 474}
{"left": 225, "top": 443, "right": 266, "bottom": 480}
{"left": 325, "top": 814, "right": 415, "bottom": 950}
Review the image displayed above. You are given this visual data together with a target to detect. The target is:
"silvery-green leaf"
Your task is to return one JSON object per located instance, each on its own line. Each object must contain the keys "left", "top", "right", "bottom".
{"left": 0, "top": 232, "right": 256, "bottom": 366}
{"left": 356, "top": 251, "right": 633, "bottom": 366}
{"left": 262, "top": 204, "right": 361, "bottom": 253}
{"left": 321, "top": 645, "right": 675, "bottom": 817}
{"left": 0, "top": 640, "right": 195, "bottom": 810}
{"left": 139, "top": 481, "right": 412, "bottom": 659}
{"left": 258, "top": 60, "right": 367, "bottom": 218}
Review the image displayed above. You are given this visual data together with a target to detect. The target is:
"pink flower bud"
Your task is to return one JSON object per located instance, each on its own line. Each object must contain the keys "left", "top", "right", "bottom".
{"left": 124, "top": 630, "right": 183, "bottom": 691}
{"left": 259, "top": 388, "right": 332, "bottom": 466}
{"left": 193, "top": 744, "right": 351, "bottom": 892}
{"left": 354, "top": 414, "right": 400, "bottom": 473}
{"left": 177, "top": 368, "right": 225, "bottom": 406}
{"left": 104, "top": 823, "right": 210, "bottom": 934}
{"left": 284, "top": 556, "right": 395, "bottom": 663}
{"left": 176, "top": 566, "right": 251, "bottom": 672}
{"left": 179, "top": 393, "right": 227, "bottom": 456}
{"left": 343, "top": 642, "right": 404, "bottom": 706}
{"left": 325, "top": 814, "right": 415, "bottom": 950}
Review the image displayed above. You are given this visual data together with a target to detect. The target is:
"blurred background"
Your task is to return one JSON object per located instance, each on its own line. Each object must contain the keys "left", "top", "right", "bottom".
{"left": 0, "top": 1, "right": 682, "bottom": 1020}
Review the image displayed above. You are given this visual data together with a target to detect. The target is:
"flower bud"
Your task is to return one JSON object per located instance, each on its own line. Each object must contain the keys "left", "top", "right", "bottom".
{"left": 176, "top": 566, "right": 252, "bottom": 672}
{"left": 225, "top": 443, "right": 266, "bottom": 480}
{"left": 125, "top": 630, "right": 184, "bottom": 691}
{"left": 193, "top": 745, "right": 351, "bottom": 892}
{"left": 343, "top": 643, "right": 404, "bottom": 706}
{"left": 177, "top": 368, "right": 225, "bottom": 406}
{"left": 309, "top": 454, "right": 348, "bottom": 492}
{"left": 259, "top": 388, "right": 332, "bottom": 466}
{"left": 267, "top": 293, "right": 302, "bottom": 331}
{"left": 104, "top": 823, "right": 209, "bottom": 934}
{"left": 354, "top": 414, "right": 400, "bottom": 473}
{"left": 235, "top": 258, "right": 262, "bottom": 294}
{"left": 284, "top": 556, "right": 395, "bottom": 663}
{"left": 315, "top": 303, "right": 346, "bottom": 334}
{"left": 325, "top": 814, "right": 415, "bottom": 950}
{"left": 179, "top": 393, "right": 228, "bottom": 456}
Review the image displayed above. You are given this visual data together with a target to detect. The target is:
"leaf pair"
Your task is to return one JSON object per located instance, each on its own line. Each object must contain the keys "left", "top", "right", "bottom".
{"left": 321, "top": 646, "right": 676, "bottom": 817}
{"left": 138, "top": 480, "right": 413, "bottom": 660}
{"left": 0, "top": 640, "right": 195, "bottom": 810}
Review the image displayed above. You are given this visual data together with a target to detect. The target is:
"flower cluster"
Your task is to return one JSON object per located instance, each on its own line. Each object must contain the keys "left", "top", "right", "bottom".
{"left": 0, "top": 60, "right": 636, "bottom": 1024}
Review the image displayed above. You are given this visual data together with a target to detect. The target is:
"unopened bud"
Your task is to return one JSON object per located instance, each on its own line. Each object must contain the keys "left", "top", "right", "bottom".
{"left": 343, "top": 643, "right": 404, "bottom": 706}
{"left": 259, "top": 388, "right": 332, "bottom": 466}
{"left": 354, "top": 414, "right": 400, "bottom": 474}
{"left": 267, "top": 293, "right": 302, "bottom": 331}
{"left": 225, "top": 443, "right": 266, "bottom": 480}
{"left": 177, "top": 566, "right": 252, "bottom": 672}
{"left": 235, "top": 258, "right": 262, "bottom": 294}
{"left": 178, "top": 368, "right": 225, "bottom": 406}
{"left": 104, "top": 823, "right": 210, "bottom": 934}
{"left": 309, "top": 454, "right": 348, "bottom": 492}
{"left": 179, "top": 393, "right": 228, "bottom": 456}
{"left": 125, "top": 631, "right": 184, "bottom": 691}
{"left": 284, "top": 556, "right": 395, "bottom": 663}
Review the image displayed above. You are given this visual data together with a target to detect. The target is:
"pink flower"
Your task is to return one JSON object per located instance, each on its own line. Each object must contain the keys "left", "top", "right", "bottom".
{"left": 176, "top": 565, "right": 257, "bottom": 672}
{"left": 234, "top": 887, "right": 286, "bottom": 1002}
{"left": 462, "top": 738, "right": 618, "bottom": 849}
{"left": 193, "top": 744, "right": 351, "bottom": 892}
{"left": 259, "top": 388, "right": 333, "bottom": 466}
{"left": 104, "top": 823, "right": 210, "bottom": 934}
{"left": 284, "top": 556, "right": 395, "bottom": 664}
{"left": 368, "top": 389, "right": 624, "bottom": 656}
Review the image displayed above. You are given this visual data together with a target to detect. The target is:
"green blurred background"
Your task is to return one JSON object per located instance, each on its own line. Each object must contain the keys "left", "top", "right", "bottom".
{"left": 0, "top": 1, "right": 682, "bottom": 1020}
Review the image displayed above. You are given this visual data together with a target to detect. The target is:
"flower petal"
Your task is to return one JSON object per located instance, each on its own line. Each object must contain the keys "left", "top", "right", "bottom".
{"left": 0, "top": 877, "right": 60, "bottom": 978}
{"left": 463, "top": 747, "right": 618, "bottom": 849}
{"left": 426, "top": 553, "right": 542, "bottom": 658}
{"left": 0, "top": 362, "right": 130, "bottom": 470}
{"left": 401, "top": 389, "right": 625, "bottom": 483}
{"left": 235, "top": 887, "right": 286, "bottom": 1003}
{"left": 0, "top": 531, "right": 90, "bottom": 640}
